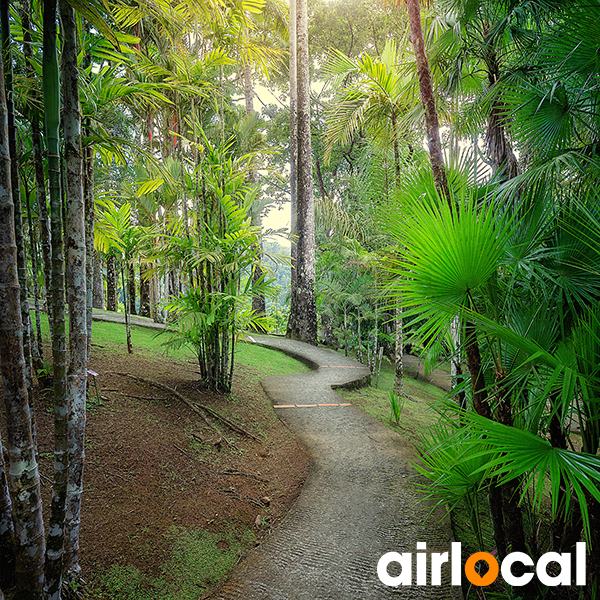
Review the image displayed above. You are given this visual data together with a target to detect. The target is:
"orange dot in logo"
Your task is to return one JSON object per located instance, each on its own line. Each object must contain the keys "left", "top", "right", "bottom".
{"left": 464, "top": 552, "right": 499, "bottom": 587}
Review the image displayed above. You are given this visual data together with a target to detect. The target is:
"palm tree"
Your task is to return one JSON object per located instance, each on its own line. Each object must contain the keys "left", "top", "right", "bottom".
{"left": 1, "top": 0, "right": 33, "bottom": 393}
{"left": 0, "top": 6, "right": 45, "bottom": 595}
{"left": 20, "top": 0, "right": 53, "bottom": 342}
{"left": 389, "top": 0, "right": 450, "bottom": 200}
{"left": 154, "top": 137, "right": 275, "bottom": 392}
{"left": 42, "top": 0, "right": 70, "bottom": 595}
{"left": 324, "top": 41, "right": 419, "bottom": 392}
{"left": 95, "top": 199, "right": 141, "bottom": 353}
{"left": 324, "top": 40, "right": 414, "bottom": 184}
{"left": 60, "top": 0, "right": 89, "bottom": 582}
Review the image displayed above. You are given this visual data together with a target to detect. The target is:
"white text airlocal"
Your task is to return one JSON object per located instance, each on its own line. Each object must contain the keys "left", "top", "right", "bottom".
{"left": 377, "top": 542, "right": 587, "bottom": 587}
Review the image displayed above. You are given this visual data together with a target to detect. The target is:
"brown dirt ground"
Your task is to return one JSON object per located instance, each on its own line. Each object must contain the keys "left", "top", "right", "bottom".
{"left": 2, "top": 343, "right": 309, "bottom": 591}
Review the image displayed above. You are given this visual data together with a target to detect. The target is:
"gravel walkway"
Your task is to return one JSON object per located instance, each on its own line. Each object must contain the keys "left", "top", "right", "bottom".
{"left": 209, "top": 336, "right": 462, "bottom": 600}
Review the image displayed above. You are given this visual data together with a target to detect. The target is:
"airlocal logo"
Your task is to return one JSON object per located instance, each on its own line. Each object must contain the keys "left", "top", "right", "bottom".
{"left": 377, "top": 542, "right": 587, "bottom": 587}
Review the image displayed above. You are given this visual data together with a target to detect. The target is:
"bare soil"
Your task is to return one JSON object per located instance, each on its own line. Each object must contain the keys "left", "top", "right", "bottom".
{"left": 3, "top": 344, "right": 309, "bottom": 590}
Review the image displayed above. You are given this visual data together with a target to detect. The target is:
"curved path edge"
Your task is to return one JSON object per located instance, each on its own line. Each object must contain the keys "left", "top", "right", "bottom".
{"left": 208, "top": 336, "right": 462, "bottom": 600}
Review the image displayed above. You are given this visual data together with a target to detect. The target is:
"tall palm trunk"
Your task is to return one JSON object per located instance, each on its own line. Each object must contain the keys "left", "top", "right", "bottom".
{"left": 1, "top": 0, "right": 33, "bottom": 395}
{"left": 43, "top": 0, "right": 69, "bottom": 595}
{"left": 24, "top": 177, "right": 44, "bottom": 368}
{"left": 60, "top": 0, "right": 88, "bottom": 582}
{"left": 0, "top": 434, "right": 15, "bottom": 591}
{"left": 288, "top": 0, "right": 317, "bottom": 344}
{"left": 84, "top": 137, "right": 94, "bottom": 360}
{"left": 0, "top": 13, "right": 45, "bottom": 595}
{"left": 392, "top": 306, "right": 404, "bottom": 397}
{"left": 405, "top": 0, "right": 450, "bottom": 202}
{"left": 485, "top": 49, "right": 518, "bottom": 180}
{"left": 390, "top": 111, "right": 404, "bottom": 395}
{"left": 463, "top": 319, "right": 508, "bottom": 559}
{"left": 21, "top": 0, "right": 52, "bottom": 327}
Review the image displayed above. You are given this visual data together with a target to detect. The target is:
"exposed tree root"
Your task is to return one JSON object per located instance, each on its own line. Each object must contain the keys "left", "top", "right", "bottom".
{"left": 115, "top": 372, "right": 259, "bottom": 443}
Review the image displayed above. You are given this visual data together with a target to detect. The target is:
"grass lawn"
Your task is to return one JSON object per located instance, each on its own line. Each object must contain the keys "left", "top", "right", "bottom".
{"left": 32, "top": 309, "right": 309, "bottom": 377}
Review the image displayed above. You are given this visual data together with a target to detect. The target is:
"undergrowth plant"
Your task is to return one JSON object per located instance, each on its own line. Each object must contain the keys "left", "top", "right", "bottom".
{"left": 388, "top": 389, "right": 405, "bottom": 425}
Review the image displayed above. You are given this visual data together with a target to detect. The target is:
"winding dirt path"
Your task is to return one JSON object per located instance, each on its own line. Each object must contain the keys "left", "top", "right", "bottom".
{"left": 209, "top": 336, "right": 462, "bottom": 600}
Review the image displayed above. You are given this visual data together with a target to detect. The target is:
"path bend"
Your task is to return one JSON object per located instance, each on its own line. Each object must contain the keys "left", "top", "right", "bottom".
{"left": 209, "top": 336, "right": 462, "bottom": 600}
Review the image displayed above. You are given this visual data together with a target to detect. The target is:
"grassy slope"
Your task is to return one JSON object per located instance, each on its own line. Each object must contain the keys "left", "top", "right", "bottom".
{"left": 337, "top": 357, "right": 447, "bottom": 448}
{"left": 33, "top": 310, "right": 308, "bottom": 375}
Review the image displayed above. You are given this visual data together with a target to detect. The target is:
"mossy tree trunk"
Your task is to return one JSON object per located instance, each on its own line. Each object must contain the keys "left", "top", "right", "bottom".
{"left": 0, "top": 4, "right": 45, "bottom": 594}
{"left": 21, "top": 0, "right": 52, "bottom": 329}
{"left": 43, "top": 0, "right": 68, "bottom": 595}
{"left": 1, "top": 0, "right": 32, "bottom": 396}
{"left": 0, "top": 433, "right": 15, "bottom": 591}
{"left": 287, "top": 0, "right": 317, "bottom": 345}
{"left": 60, "top": 0, "right": 88, "bottom": 582}
{"left": 84, "top": 133, "right": 94, "bottom": 360}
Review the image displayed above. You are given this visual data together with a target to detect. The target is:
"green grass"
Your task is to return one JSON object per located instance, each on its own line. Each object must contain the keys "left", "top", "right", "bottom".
{"left": 337, "top": 358, "right": 447, "bottom": 447}
{"left": 33, "top": 309, "right": 308, "bottom": 378}
{"left": 235, "top": 340, "right": 309, "bottom": 377}
{"left": 94, "top": 527, "right": 255, "bottom": 600}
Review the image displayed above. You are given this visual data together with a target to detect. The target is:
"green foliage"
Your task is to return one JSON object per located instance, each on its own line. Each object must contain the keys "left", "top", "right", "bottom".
{"left": 388, "top": 389, "right": 404, "bottom": 424}
{"left": 413, "top": 424, "right": 491, "bottom": 550}
{"left": 145, "top": 136, "right": 279, "bottom": 393}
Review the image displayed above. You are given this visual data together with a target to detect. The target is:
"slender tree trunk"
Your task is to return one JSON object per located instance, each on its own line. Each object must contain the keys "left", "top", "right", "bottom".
{"left": 106, "top": 254, "right": 117, "bottom": 311}
{"left": 0, "top": 435, "right": 15, "bottom": 591}
{"left": 24, "top": 177, "right": 44, "bottom": 369}
{"left": 60, "top": 0, "right": 88, "bottom": 582}
{"left": 139, "top": 264, "right": 150, "bottom": 317}
{"left": 84, "top": 138, "right": 94, "bottom": 361}
{"left": 92, "top": 250, "right": 104, "bottom": 309}
{"left": 43, "top": 0, "right": 69, "bottom": 595}
{"left": 0, "top": 21, "right": 45, "bottom": 595}
{"left": 450, "top": 314, "right": 466, "bottom": 408}
{"left": 464, "top": 318, "right": 507, "bottom": 559}
{"left": 1, "top": 0, "right": 33, "bottom": 396}
{"left": 121, "top": 263, "right": 132, "bottom": 354}
{"left": 286, "top": 0, "right": 298, "bottom": 338}
{"left": 392, "top": 306, "right": 404, "bottom": 397}
{"left": 128, "top": 263, "right": 137, "bottom": 316}
{"left": 485, "top": 49, "right": 518, "bottom": 181}
{"left": 495, "top": 374, "right": 531, "bottom": 597}
{"left": 314, "top": 155, "right": 327, "bottom": 199}
{"left": 22, "top": 0, "right": 52, "bottom": 329}
{"left": 288, "top": 0, "right": 317, "bottom": 345}
{"left": 405, "top": 0, "right": 450, "bottom": 202}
